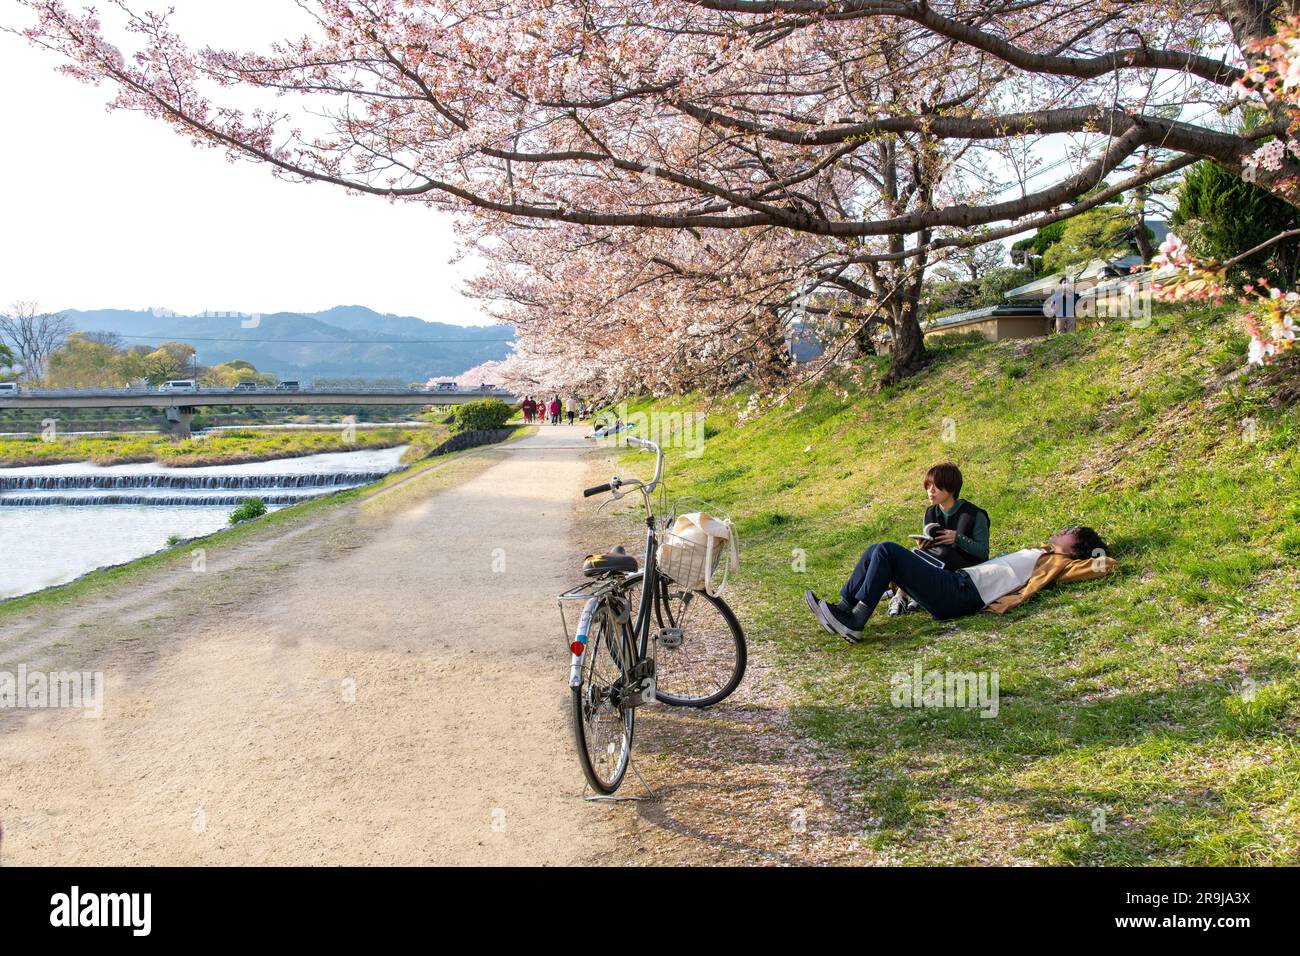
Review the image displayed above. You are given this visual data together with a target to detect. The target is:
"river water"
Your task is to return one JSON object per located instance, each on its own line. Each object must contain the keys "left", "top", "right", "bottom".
{"left": 0, "top": 446, "right": 408, "bottom": 600}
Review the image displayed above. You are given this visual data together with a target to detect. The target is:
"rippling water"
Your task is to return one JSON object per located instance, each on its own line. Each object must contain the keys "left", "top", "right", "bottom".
{"left": 0, "top": 445, "right": 408, "bottom": 600}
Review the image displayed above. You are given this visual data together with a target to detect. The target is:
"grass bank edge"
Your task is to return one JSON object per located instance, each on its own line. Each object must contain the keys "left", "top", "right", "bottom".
{"left": 0, "top": 425, "right": 448, "bottom": 469}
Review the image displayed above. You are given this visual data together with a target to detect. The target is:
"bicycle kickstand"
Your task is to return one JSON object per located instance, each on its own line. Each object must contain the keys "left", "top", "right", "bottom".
{"left": 581, "top": 760, "right": 657, "bottom": 802}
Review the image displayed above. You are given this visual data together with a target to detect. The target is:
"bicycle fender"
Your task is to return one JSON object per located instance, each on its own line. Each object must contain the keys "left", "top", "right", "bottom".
{"left": 568, "top": 597, "right": 600, "bottom": 688}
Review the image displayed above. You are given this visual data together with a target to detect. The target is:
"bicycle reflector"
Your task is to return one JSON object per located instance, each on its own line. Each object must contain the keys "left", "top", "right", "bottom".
{"left": 570, "top": 640, "right": 584, "bottom": 655}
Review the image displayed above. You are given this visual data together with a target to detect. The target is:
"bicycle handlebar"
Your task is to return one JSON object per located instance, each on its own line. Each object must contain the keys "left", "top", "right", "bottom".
{"left": 624, "top": 436, "right": 663, "bottom": 492}
{"left": 581, "top": 436, "right": 663, "bottom": 501}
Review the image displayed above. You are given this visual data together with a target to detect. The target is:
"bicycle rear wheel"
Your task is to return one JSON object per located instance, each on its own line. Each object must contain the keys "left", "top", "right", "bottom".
{"left": 571, "top": 599, "right": 635, "bottom": 794}
{"left": 653, "top": 582, "right": 747, "bottom": 708}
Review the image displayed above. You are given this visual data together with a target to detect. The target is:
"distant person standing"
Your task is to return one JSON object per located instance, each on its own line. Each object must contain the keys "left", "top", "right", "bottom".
{"left": 549, "top": 396, "right": 561, "bottom": 425}
{"left": 567, "top": 403, "right": 576, "bottom": 425}
{"left": 1047, "top": 276, "right": 1078, "bottom": 333}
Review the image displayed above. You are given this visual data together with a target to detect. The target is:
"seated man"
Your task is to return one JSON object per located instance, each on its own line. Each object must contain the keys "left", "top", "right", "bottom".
{"left": 804, "top": 527, "right": 1114, "bottom": 643}
{"left": 888, "top": 461, "right": 989, "bottom": 616}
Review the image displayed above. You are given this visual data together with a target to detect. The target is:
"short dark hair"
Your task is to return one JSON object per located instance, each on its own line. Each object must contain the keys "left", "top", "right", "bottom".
{"left": 1063, "top": 526, "right": 1108, "bottom": 559}
{"left": 924, "top": 463, "right": 963, "bottom": 497}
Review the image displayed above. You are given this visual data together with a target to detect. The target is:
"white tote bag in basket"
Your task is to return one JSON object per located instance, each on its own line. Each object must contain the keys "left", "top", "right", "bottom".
{"left": 657, "top": 512, "right": 739, "bottom": 596}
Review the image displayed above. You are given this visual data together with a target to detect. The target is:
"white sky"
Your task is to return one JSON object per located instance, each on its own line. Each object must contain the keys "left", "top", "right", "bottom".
{"left": 0, "top": 0, "right": 491, "bottom": 325}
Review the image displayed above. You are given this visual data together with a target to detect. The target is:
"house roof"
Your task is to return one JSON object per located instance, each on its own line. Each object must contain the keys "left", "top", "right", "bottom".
{"left": 1005, "top": 219, "right": 1171, "bottom": 300}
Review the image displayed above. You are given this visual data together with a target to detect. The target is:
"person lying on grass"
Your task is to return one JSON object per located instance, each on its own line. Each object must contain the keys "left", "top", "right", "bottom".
{"left": 887, "top": 462, "right": 990, "bottom": 617}
{"left": 804, "top": 527, "right": 1115, "bottom": 644}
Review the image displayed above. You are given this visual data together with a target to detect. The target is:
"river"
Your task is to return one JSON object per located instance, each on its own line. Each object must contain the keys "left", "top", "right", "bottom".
{"left": 0, "top": 446, "right": 408, "bottom": 600}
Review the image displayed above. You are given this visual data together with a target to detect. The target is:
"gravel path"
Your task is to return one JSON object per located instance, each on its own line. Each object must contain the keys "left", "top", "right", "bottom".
{"left": 0, "top": 425, "right": 625, "bottom": 865}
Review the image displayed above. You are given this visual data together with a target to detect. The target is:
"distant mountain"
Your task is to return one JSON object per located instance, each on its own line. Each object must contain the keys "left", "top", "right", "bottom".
{"left": 63, "top": 306, "right": 514, "bottom": 383}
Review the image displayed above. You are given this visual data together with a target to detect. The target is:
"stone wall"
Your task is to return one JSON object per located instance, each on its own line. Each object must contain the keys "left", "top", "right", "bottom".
{"left": 420, "top": 427, "right": 515, "bottom": 459}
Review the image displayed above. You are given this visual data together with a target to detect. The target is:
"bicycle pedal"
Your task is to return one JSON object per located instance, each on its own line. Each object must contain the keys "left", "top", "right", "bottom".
{"left": 656, "top": 627, "right": 683, "bottom": 649}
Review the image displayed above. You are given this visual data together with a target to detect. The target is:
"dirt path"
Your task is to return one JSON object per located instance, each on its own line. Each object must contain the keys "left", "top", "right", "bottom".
{"left": 0, "top": 425, "right": 625, "bottom": 865}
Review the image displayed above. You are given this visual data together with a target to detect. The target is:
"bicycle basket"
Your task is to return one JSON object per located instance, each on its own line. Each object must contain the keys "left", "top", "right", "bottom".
{"left": 656, "top": 511, "right": 738, "bottom": 596}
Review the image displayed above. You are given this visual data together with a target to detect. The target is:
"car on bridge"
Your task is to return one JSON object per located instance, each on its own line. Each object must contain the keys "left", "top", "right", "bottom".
{"left": 233, "top": 381, "right": 258, "bottom": 392}
{"left": 275, "top": 381, "right": 301, "bottom": 391}
{"left": 0, "top": 382, "right": 21, "bottom": 395}
{"left": 158, "top": 380, "right": 198, "bottom": 393}
{"left": 479, "top": 383, "right": 497, "bottom": 391}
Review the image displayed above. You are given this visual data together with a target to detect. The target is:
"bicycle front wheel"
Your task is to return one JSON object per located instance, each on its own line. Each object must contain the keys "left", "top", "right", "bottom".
{"left": 571, "top": 599, "right": 635, "bottom": 794}
{"left": 653, "top": 583, "right": 747, "bottom": 708}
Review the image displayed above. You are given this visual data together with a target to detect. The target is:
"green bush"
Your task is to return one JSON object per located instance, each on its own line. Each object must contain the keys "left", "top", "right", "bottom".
{"left": 452, "top": 399, "right": 513, "bottom": 433}
{"left": 228, "top": 497, "right": 268, "bottom": 525}
{"left": 1174, "top": 158, "right": 1300, "bottom": 287}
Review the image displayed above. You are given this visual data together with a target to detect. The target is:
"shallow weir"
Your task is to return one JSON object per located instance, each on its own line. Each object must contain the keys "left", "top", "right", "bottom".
{"left": 0, "top": 471, "right": 389, "bottom": 505}
{"left": 0, "top": 445, "right": 409, "bottom": 599}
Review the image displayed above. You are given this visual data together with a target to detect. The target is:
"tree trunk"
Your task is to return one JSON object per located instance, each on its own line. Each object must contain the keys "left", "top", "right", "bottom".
{"left": 882, "top": 299, "right": 927, "bottom": 384}
{"left": 1134, "top": 176, "right": 1153, "bottom": 265}
{"left": 853, "top": 317, "right": 878, "bottom": 357}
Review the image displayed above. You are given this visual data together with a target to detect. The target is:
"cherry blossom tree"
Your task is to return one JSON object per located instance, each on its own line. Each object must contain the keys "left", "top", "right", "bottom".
{"left": 1152, "top": 232, "right": 1297, "bottom": 363}
{"left": 15, "top": 0, "right": 1300, "bottom": 383}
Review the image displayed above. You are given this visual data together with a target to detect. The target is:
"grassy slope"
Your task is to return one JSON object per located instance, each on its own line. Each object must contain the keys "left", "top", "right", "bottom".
{"left": 627, "top": 305, "right": 1300, "bottom": 865}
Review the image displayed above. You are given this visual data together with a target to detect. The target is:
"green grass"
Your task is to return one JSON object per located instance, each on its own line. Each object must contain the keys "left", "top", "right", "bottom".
{"left": 0, "top": 426, "right": 445, "bottom": 468}
{"left": 623, "top": 305, "right": 1300, "bottom": 865}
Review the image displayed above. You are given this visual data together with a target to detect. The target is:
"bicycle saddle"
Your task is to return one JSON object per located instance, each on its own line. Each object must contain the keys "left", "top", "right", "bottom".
{"left": 583, "top": 546, "right": 638, "bottom": 577}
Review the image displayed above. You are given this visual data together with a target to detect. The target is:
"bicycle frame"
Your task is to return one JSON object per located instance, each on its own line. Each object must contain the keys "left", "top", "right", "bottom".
{"left": 564, "top": 436, "right": 664, "bottom": 697}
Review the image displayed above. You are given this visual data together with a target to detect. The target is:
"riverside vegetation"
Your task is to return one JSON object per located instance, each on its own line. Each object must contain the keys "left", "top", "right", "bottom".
{"left": 0, "top": 426, "right": 447, "bottom": 468}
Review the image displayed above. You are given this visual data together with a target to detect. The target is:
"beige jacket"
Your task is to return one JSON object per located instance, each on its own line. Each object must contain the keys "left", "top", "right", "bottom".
{"left": 983, "top": 551, "right": 1117, "bottom": 615}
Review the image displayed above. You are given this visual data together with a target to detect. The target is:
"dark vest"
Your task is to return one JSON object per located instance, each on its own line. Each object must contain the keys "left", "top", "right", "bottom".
{"left": 923, "top": 500, "right": 989, "bottom": 570}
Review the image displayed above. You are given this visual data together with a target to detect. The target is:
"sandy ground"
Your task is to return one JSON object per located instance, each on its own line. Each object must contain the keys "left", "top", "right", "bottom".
{"left": 0, "top": 425, "right": 629, "bottom": 866}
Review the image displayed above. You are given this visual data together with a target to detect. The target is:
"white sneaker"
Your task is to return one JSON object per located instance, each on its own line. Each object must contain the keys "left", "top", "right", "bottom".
{"left": 887, "top": 590, "right": 908, "bottom": 617}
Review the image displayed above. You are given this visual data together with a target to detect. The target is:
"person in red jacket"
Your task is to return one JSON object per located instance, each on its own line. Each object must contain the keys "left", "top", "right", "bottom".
{"left": 549, "top": 397, "right": 561, "bottom": 425}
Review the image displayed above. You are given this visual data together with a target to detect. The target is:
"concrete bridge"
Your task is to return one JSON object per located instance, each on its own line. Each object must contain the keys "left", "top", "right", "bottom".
{"left": 0, "top": 386, "right": 519, "bottom": 437}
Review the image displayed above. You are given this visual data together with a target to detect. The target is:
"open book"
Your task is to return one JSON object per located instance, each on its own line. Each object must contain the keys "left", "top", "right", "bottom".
{"left": 908, "top": 521, "right": 946, "bottom": 545}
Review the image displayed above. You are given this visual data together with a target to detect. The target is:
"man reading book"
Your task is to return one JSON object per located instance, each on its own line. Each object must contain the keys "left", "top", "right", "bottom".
{"left": 888, "top": 463, "right": 990, "bottom": 615}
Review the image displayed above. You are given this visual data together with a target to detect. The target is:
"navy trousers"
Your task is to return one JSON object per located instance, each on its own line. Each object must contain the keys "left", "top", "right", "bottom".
{"left": 839, "top": 542, "right": 986, "bottom": 621}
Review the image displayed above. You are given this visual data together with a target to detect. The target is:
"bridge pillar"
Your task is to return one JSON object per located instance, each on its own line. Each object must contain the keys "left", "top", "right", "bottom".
{"left": 162, "top": 405, "right": 196, "bottom": 438}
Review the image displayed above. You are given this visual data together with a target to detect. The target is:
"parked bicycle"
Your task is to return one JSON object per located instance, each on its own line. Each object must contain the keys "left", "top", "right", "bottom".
{"left": 560, "top": 436, "right": 747, "bottom": 795}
